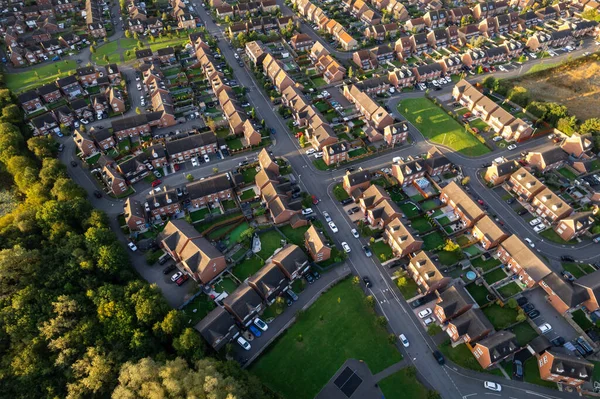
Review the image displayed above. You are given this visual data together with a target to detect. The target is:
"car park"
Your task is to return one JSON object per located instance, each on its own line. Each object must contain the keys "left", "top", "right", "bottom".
{"left": 342, "top": 242, "right": 351, "bottom": 253}
{"left": 170, "top": 271, "right": 183, "bottom": 282}
{"left": 524, "top": 238, "right": 535, "bottom": 248}
{"left": 484, "top": 382, "right": 501, "bottom": 392}
{"left": 363, "top": 276, "right": 372, "bottom": 288}
{"left": 363, "top": 246, "right": 372, "bottom": 257}
{"left": 254, "top": 317, "right": 268, "bottom": 331}
{"left": 399, "top": 334, "right": 409, "bottom": 347}
{"left": 237, "top": 336, "right": 251, "bottom": 350}
{"left": 418, "top": 308, "right": 432, "bottom": 318}
{"left": 249, "top": 324, "right": 262, "bottom": 337}
{"left": 351, "top": 229, "right": 359, "bottom": 238}
{"left": 328, "top": 221, "right": 338, "bottom": 233}
{"left": 127, "top": 242, "right": 138, "bottom": 251}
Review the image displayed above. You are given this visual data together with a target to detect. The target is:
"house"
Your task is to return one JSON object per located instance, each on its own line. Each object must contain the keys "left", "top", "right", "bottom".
{"left": 387, "top": 67, "right": 415, "bottom": 89}
{"left": 290, "top": 33, "right": 314, "bottom": 51}
{"left": 406, "top": 17, "right": 426, "bottom": 32}
{"left": 314, "top": 54, "right": 346, "bottom": 84}
{"left": 158, "top": 219, "right": 227, "bottom": 283}
{"left": 536, "top": 349, "right": 594, "bottom": 388}
{"left": 88, "top": 23, "right": 107, "bottom": 38}
{"left": 424, "top": 147, "right": 451, "bottom": 176}
{"left": 446, "top": 308, "right": 493, "bottom": 345}
{"left": 462, "top": 48, "right": 487, "bottom": 68}
{"left": 18, "top": 90, "right": 43, "bottom": 113}
{"left": 196, "top": 307, "right": 240, "bottom": 351}
{"left": 91, "top": 127, "right": 116, "bottom": 151}
{"left": 157, "top": 47, "right": 176, "bottom": 64}
{"left": 384, "top": 217, "right": 423, "bottom": 258}
{"left": 323, "top": 142, "right": 349, "bottom": 166}
{"left": 101, "top": 165, "right": 129, "bottom": 196}
{"left": 343, "top": 84, "right": 394, "bottom": 130}
{"left": 306, "top": 123, "right": 338, "bottom": 150}
{"left": 394, "top": 36, "right": 413, "bottom": 59}
{"left": 383, "top": 122, "right": 409, "bottom": 147}
{"left": 458, "top": 24, "right": 481, "bottom": 46}
{"left": 440, "top": 181, "right": 485, "bottom": 228}
{"left": 304, "top": 225, "right": 331, "bottom": 262}
{"left": 31, "top": 112, "right": 58, "bottom": 136}
{"left": 106, "top": 87, "right": 126, "bottom": 114}
{"left": 111, "top": 114, "right": 151, "bottom": 140}
{"left": 574, "top": 271, "right": 600, "bottom": 313}
{"left": 258, "top": 148, "right": 279, "bottom": 175}
{"left": 554, "top": 212, "right": 595, "bottom": 242}
{"left": 472, "top": 216, "right": 508, "bottom": 250}
{"left": 76, "top": 66, "right": 98, "bottom": 86}
{"left": 186, "top": 173, "right": 234, "bottom": 209}
{"left": 410, "top": 33, "right": 429, "bottom": 54}
{"left": 408, "top": 251, "right": 451, "bottom": 295}
{"left": 359, "top": 184, "right": 390, "bottom": 213}
{"left": 472, "top": 96, "right": 499, "bottom": 123}
{"left": 541, "top": 273, "right": 589, "bottom": 315}
{"left": 497, "top": 235, "right": 552, "bottom": 288}
{"left": 165, "top": 131, "right": 218, "bottom": 162}
{"left": 423, "top": 9, "right": 447, "bottom": 29}
{"left": 266, "top": 195, "right": 305, "bottom": 226}
{"left": 370, "top": 45, "right": 394, "bottom": 63}
{"left": 427, "top": 28, "right": 449, "bottom": 48}
{"left": 526, "top": 148, "right": 568, "bottom": 173}
{"left": 73, "top": 129, "right": 98, "bottom": 158}
{"left": 437, "top": 55, "right": 462, "bottom": 76}
{"left": 354, "top": 76, "right": 391, "bottom": 96}
{"left": 392, "top": 158, "right": 425, "bottom": 187}
{"left": 561, "top": 134, "right": 593, "bottom": 159}
{"left": 105, "top": 64, "right": 121, "bottom": 83}
{"left": 448, "top": 6, "right": 472, "bottom": 23}
{"left": 338, "top": 31, "right": 358, "bottom": 51}
{"left": 117, "top": 155, "right": 150, "bottom": 183}
{"left": 502, "top": 118, "right": 533, "bottom": 142}
{"left": 147, "top": 144, "right": 168, "bottom": 169}
{"left": 472, "top": 331, "right": 520, "bottom": 369}
{"left": 56, "top": 75, "right": 82, "bottom": 99}
{"left": 136, "top": 49, "right": 154, "bottom": 63}
{"left": 272, "top": 244, "right": 309, "bottom": 280}
{"left": 122, "top": 198, "right": 146, "bottom": 232}
{"left": 223, "top": 282, "right": 264, "bottom": 326}
{"left": 343, "top": 169, "right": 372, "bottom": 196}
{"left": 434, "top": 285, "right": 474, "bottom": 323}
{"left": 353, "top": 49, "right": 376, "bottom": 70}
{"left": 245, "top": 41, "right": 266, "bottom": 66}
{"left": 519, "top": 11, "right": 539, "bottom": 29}
{"left": 532, "top": 188, "right": 573, "bottom": 223}
{"left": 484, "top": 160, "right": 518, "bottom": 186}
{"left": 508, "top": 167, "right": 546, "bottom": 202}
{"left": 38, "top": 83, "right": 62, "bottom": 103}
{"left": 366, "top": 199, "right": 401, "bottom": 229}
{"left": 247, "top": 262, "right": 289, "bottom": 304}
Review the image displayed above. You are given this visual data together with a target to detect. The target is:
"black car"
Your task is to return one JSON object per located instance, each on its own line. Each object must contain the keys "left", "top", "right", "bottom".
{"left": 305, "top": 273, "right": 314, "bottom": 284}
{"left": 286, "top": 297, "right": 293, "bottom": 307}
{"left": 561, "top": 255, "right": 575, "bottom": 262}
{"left": 517, "top": 208, "right": 528, "bottom": 216}
{"left": 70, "top": 160, "right": 78, "bottom": 167}
{"left": 341, "top": 198, "right": 353, "bottom": 205}
{"left": 363, "top": 245, "right": 372, "bottom": 257}
{"left": 93, "top": 190, "right": 103, "bottom": 198}
{"left": 551, "top": 336, "right": 565, "bottom": 347}
{"left": 506, "top": 198, "right": 515, "bottom": 204}
{"left": 513, "top": 360, "right": 523, "bottom": 379}
{"left": 346, "top": 167, "right": 355, "bottom": 172}
{"left": 527, "top": 310, "right": 541, "bottom": 319}
{"left": 522, "top": 303, "right": 535, "bottom": 313}
{"left": 433, "top": 350, "right": 445, "bottom": 365}
{"left": 158, "top": 256, "right": 169, "bottom": 265}
{"left": 481, "top": 162, "right": 491, "bottom": 168}
{"left": 516, "top": 297, "right": 528, "bottom": 306}
{"left": 162, "top": 264, "right": 176, "bottom": 274}
{"left": 363, "top": 276, "right": 372, "bottom": 288}
{"left": 350, "top": 206, "right": 360, "bottom": 213}
{"left": 311, "top": 270, "right": 321, "bottom": 280}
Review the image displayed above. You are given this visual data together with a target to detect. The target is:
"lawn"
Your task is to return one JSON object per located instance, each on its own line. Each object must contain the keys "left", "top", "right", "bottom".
{"left": 398, "top": 98, "right": 490, "bottom": 157}
{"left": 471, "top": 256, "right": 501, "bottom": 272}
{"left": 557, "top": 167, "right": 578, "bottom": 181}
{"left": 439, "top": 341, "right": 483, "bottom": 371}
{"left": 280, "top": 224, "right": 310, "bottom": 247}
{"left": 466, "top": 283, "right": 491, "bottom": 306}
{"left": 455, "top": 235, "right": 471, "bottom": 246}
{"left": 421, "top": 199, "right": 439, "bottom": 211}
{"left": 524, "top": 357, "right": 556, "bottom": 389}
{"left": 258, "top": 230, "right": 285, "bottom": 259}
{"left": 189, "top": 207, "right": 211, "bottom": 223}
{"left": 371, "top": 240, "right": 394, "bottom": 261}
{"left": 540, "top": 228, "right": 577, "bottom": 244}
{"left": 562, "top": 262, "right": 587, "bottom": 279}
{"left": 5, "top": 60, "right": 78, "bottom": 93}
{"left": 510, "top": 322, "right": 538, "bottom": 347}
{"left": 464, "top": 245, "right": 482, "bottom": 257}
{"left": 348, "top": 148, "right": 367, "bottom": 158}
{"left": 221, "top": 199, "right": 237, "bottom": 210}
{"left": 484, "top": 268, "right": 507, "bottom": 285}
{"left": 228, "top": 222, "right": 250, "bottom": 243}
{"left": 571, "top": 309, "right": 593, "bottom": 331}
{"left": 399, "top": 202, "right": 421, "bottom": 218}
{"left": 91, "top": 40, "right": 120, "bottom": 64}
{"left": 497, "top": 282, "right": 522, "bottom": 298}
{"left": 436, "top": 250, "right": 463, "bottom": 266}
{"left": 241, "top": 166, "right": 259, "bottom": 183}
{"left": 397, "top": 277, "right": 419, "bottom": 299}
{"left": 214, "top": 276, "right": 238, "bottom": 294}
{"left": 233, "top": 255, "right": 264, "bottom": 281}
{"left": 311, "top": 77, "right": 327, "bottom": 88}
{"left": 409, "top": 216, "right": 433, "bottom": 233}
{"left": 251, "top": 279, "right": 403, "bottom": 399}
{"left": 422, "top": 231, "right": 445, "bottom": 251}
{"left": 239, "top": 188, "right": 256, "bottom": 201}
{"left": 482, "top": 304, "right": 518, "bottom": 330}
{"left": 333, "top": 184, "right": 350, "bottom": 201}
{"left": 181, "top": 294, "right": 215, "bottom": 326}
{"left": 378, "top": 368, "right": 431, "bottom": 399}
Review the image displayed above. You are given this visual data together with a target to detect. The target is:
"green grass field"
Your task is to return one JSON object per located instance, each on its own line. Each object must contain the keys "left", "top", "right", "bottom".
{"left": 466, "top": 283, "right": 491, "bottom": 306}
{"left": 510, "top": 322, "right": 538, "bottom": 346}
{"left": 398, "top": 98, "right": 490, "bottom": 156}
{"left": 497, "top": 282, "right": 522, "bottom": 298}
{"left": 484, "top": 268, "right": 507, "bottom": 285}
{"left": 422, "top": 231, "right": 445, "bottom": 250}
{"left": 279, "top": 224, "right": 310, "bottom": 247}
{"left": 251, "top": 279, "right": 402, "bottom": 399}
{"left": 371, "top": 240, "right": 394, "bottom": 260}
{"left": 378, "top": 368, "right": 432, "bottom": 399}
{"left": 258, "top": 229, "right": 285, "bottom": 259}
{"left": 482, "top": 304, "right": 518, "bottom": 330}
{"left": 232, "top": 255, "right": 264, "bottom": 281}
{"left": 5, "top": 60, "right": 78, "bottom": 93}
{"left": 92, "top": 41, "right": 120, "bottom": 64}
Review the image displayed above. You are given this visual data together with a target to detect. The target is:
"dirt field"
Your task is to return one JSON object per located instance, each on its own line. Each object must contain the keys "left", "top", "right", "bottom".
{"left": 513, "top": 58, "right": 600, "bottom": 121}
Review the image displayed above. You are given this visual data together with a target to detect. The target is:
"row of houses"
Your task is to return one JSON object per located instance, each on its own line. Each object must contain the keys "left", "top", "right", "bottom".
{"left": 197, "top": 243, "right": 310, "bottom": 351}
{"left": 85, "top": 0, "right": 108, "bottom": 38}
{"left": 227, "top": 15, "right": 297, "bottom": 37}
{"left": 309, "top": 42, "right": 346, "bottom": 84}
{"left": 213, "top": 0, "right": 279, "bottom": 19}
{"left": 6, "top": 28, "right": 90, "bottom": 67}
{"left": 342, "top": 0, "right": 382, "bottom": 25}
{"left": 291, "top": 0, "right": 359, "bottom": 50}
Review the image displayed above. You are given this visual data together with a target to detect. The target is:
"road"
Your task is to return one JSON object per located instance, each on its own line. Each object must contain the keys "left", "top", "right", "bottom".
{"left": 57, "top": 1, "right": 600, "bottom": 397}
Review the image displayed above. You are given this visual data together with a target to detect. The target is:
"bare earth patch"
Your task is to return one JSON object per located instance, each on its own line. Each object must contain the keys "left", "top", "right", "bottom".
{"left": 513, "top": 59, "right": 600, "bottom": 121}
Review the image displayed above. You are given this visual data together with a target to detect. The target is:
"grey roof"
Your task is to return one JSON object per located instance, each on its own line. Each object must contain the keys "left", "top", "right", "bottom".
{"left": 546, "top": 349, "right": 594, "bottom": 382}
{"left": 543, "top": 273, "right": 588, "bottom": 308}
{"left": 495, "top": 160, "right": 518, "bottom": 176}
{"left": 436, "top": 285, "right": 474, "bottom": 319}
{"left": 111, "top": 114, "right": 149, "bottom": 132}
{"left": 575, "top": 270, "right": 600, "bottom": 301}
{"left": 425, "top": 152, "right": 451, "bottom": 170}
{"left": 185, "top": 173, "right": 233, "bottom": 199}
{"left": 222, "top": 282, "right": 263, "bottom": 321}
{"left": 272, "top": 244, "right": 308, "bottom": 276}
{"left": 537, "top": 147, "right": 568, "bottom": 166}
{"left": 196, "top": 306, "right": 239, "bottom": 351}
{"left": 529, "top": 335, "right": 551, "bottom": 354}
{"left": 18, "top": 90, "right": 39, "bottom": 103}
{"left": 37, "top": 83, "right": 60, "bottom": 95}
{"left": 136, "top": 49, "right": 153, "bottom": 58}
{"left": 484, "top": 46, "right": 507, "bottom": 58}
{"left": 247, "top": 262, "right": 288, "bottom": 300}
{"left": 452, "top": 308, "right": 493, "bottom": 340}
{"left": 165, "top": 132, "right": 218, "bottom": 155}
{"left": 70, "top": 98, "right": 89, "bottom": 110}
{"left": 31, "top": 112, "right": 56, "bottom": 128}
{"left": 477, "top": 331, "right": 520, "bottom": 362}
{"left": 56, "top": 75, "right": 78, "bottom": 87}
{"left": 76, "top": 66, "right": 96, "bottom": 76}
{"left": 91, "top": 127, "right": 113, "bottom": 142}
{"left": 345, "top": 169, "right": 372, "bottom": 186}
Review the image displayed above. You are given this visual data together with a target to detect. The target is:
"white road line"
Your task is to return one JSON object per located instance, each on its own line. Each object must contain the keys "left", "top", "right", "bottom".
{"left": 462, "top": 394, "right": 477, "bottom": 399}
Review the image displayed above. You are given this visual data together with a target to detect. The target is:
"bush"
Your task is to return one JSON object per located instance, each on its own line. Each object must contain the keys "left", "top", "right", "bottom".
{"left": 145, "top": 249, "right": 163, "bottom": 265}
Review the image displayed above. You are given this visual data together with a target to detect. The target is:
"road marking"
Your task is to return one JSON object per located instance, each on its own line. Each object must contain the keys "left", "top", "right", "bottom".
{"left": 484, "top": 394, "right": 501, "bottom": 396}
{"left": 462, "top": 393, "right": 477, "bottom": 398}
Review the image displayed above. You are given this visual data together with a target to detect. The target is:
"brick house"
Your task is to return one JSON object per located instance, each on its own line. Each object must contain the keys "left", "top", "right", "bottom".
{"left": 343, "top": 84, "right": 394, "bottom": 130}
{"left": 18, "top": 90, "right": 44, "bottom": 113}
{"left": 290, "top": 33, "right": 314, "bottom": 51}
{"left": 497, "top": 235, "right": 552, "bottom": 288}
{"left": 258, "top": 148, "right": 280, "bottom": 175}
{"left": 439, "top": 181, "right": 485, "bottom": 228}
{"left": 358, "top": 184, "right": 390, "bottom": 214}
{"left": 366, "top": 199, "right": 401, "bottom": 229}
{"left": 165, "top": 131, "right": 218, "bottom": 162}
{"left": 116, "top": 155, "right": 149, "bottom": 183}
{"left": 124, "top": 203, "right": 146, "bottom": 234}
{"left": 145, "top": 188, "right": 182, "bottom": 219}
{"left": 222, "top": 282, "right": 265, "bottom": 325}
{"left": 76, "top": 66, "right": 98, "bottom": 86}
{"left": 424, "top": 147, "right": 452, "bottom": 176}
{"left": 484, "top": 160, "right": 518, "bottom": 186}
{"left": 304, "top": 225, "right": 331, "bottom": 262}
{"left": 412, "top": 63, "right": 443, "bottom": 83}
{"left": 31, "top": 112, "right": 58, "bottom": 135}
{"left": 434, "top": 285, "right": 474, "bottom": 323}
{"left": 526, "top": 148, "right": 568, "bottom": 173}
{"left": 407, "top": 251, "right": 451, "bottom": 295}
{"left": 383, "top": 122, "right": 409, "bottom": 147}
{"left": 147, "top": 144, "right": 168, "bottom": 169}
{"left": 88, "top": 23, "right": 107, "bottom": 38}
{"left": 158, "top": 219, "right": 227, "bottom": 283}
{"left": 446, "top": 308, "right": 493, "bottom": 345}
{"left": 472, "top": 331, "right": 520, "bottom": 369}
{"left": 73, "top": 129, "right": 98, "bottom": 158}
{"left": 106, "top": 87, "right": 126, "bottom": 114}
{"left": 56, "top": 75, "right": 82, "bottom": 99}
{"left": 553, "top": 212, "right": 595, "bottom": 242}
{"left": 111, "top": 114, "right": 151, "bottom": 140}
{"left": 540, "top": 273, "right": 589, "bottom": 315}
{"left": 384, "top": 217, "right": 423, "bottom": 258}
{"left": 101, "top": 165, "right": 129, "bottom": 196}
{"left": 247, "top": 262, "right": 289, "bottom": 304}
{"left": 531, "top": 188, "right": 573, "bottom": 223}
{"left": 387, "top": 67, "right": 415, "bottom": 89}
{"left": 392, "top": 158, "right": 425, "bottom": 187}
{"left": 91, "top": 128, "right": 116, "bottom": 151}
{"left": 561, "top": 134, "right": 594, "bottom": 159}
{"left": 196, "top": 307, "right": 240, "bottom": 352}
{"left": 323, "top": 142, "right": 349, "bottom": 166}
{"left": 472, "top": 215, "right": 508, "bottom": 250}
{"left": 343, "top": 169, "right": 372, "bottom": 196}
{"left": 507, "top": 167, "right": 546, "bottom": 202}
{"left": 501, "top": 118, "right": 533, "bottom": 141}
{"left": 575, "top": 271, "right": 600, "bottom": 313}
{"left": 186, "top": 173, "right": 234, "bottom": 209}
{"left": 536, "top": 350, "right": 594, "bottom": 388}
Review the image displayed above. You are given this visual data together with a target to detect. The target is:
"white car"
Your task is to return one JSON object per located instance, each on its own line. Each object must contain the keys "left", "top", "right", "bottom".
{"left": 530, "top": 52, "right": 537, "bottom": 59}
{"left": 525, "top": 237, "right": 535, "bottom": 248}
{"left": 533, "top": 224, "right": 545, "bottom": 233}
{"left": 323, "top": 211, "right": 332, "bottom": 223}
{"left": 170, "top": 271, "right": 183, "bottom": 282}
{"left": 203, "top": 154, "right": 210, "bottom": 163}
{"left": 351, "top": 229, "right": 359, "bottom": 239}
{"left": 539, "top": 323, "right": 552, "bottom": 334}
{"left": 484, "top": 382, "right": 502, "bottom": 392}
{"left": 136, "top": 83, "right": 142, "bottom": 91}
{"left": 191, "top": 157, "right": 199, "bottom": 167}
{"left": 492, "top": 136, "right": 503, "bottom": 142}
{"left": 342, "top": 242, "right": 351, "bottom": 253}
{"left": 254, "top": 317, "right": 268, "bottom": 331}
{"left": 499, "top": 65, "right": 507, "bottom": 72}
{"left": 423, "top": 317, "right": 435, "bottom": 326}
{"left": 306, "top": 148, "right": 316, "bottom": 155}
{"left": 529, "top": 217, "right": 542, "bottom": 226}
{"left": 237, "top": 336, "right": 251, "bottom": 350}
{"left": 328, "top": 221, "right": 338, "bottom": 233}
{"left": 302, "top": 208, "right": 314, "bottom": 215}
{"left": 399, "top": 334, "right": 409, "bottom": 347}
{"left": 127, "top": 242, "right": 138, "bottom": 251}
{"left": 315, "top": 152, "right": 323, "bottom": 159}
{"left": 418, "top": 308, "right": 432, "bottom": 318}
{"left": 431, "top": 80, "right": 440, "bottom": 87}
{"left": 140, "top": 98, "right": 145, "bottom": 106}
{"left": 507, "top": 144, "right": 517, "bottom": 150}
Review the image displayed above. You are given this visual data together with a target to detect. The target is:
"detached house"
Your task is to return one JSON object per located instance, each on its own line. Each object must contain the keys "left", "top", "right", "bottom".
{"left": 343, "top": 169, "right": 372, "bottom": 196}
{"left": 526, "top": 148, "right": 568, "bottom": 173}
{"left": 73, "top": 129, "right": 98, "bottom": 158}
{"left": 392, "top": 158, "right": 425, "bottom": 187}
{"left": 554, "top": 212, "right": 595, "bottom": 242}
{"left": 123, "top": 198, "right": 146, "bottom": 232}
{"left": 304, "top": 225, "right": 331, "bottom": 262}
{"left": 472, "top": 331, "right": 520, "bottom": 369}
{"left": 31, "top": 112, "right": 58, "bottom": 135}
{"left": 497, "top": 235, "right": 552, "bottom": 288}
{"left": 383, "top": 121, "right": 409, "bottom": 147}
{"left": 18, "top": 90, "right": 43, "bottom": 113}
{"left": 323, "top": 141, "right": 349, "bottom": 166}
{"left": 541, "top": 273, "right": 589, "bottom": 315}
{"left": 196, "top": 307, "right": 240, "bottom": 351}
{"left": 536, "top": 350, "right": 594, "bottom": 388}
{"left": 484, "top": 160, "right": 518, "bottom": 186}
{"left": 424, "top": 147, "right": 451, "bottom": 176}
{"left": 408, "top": 251, "right": 451, "bottom": 295}
{"left": 561, "top": 134, "right": 593, "bottom": 159}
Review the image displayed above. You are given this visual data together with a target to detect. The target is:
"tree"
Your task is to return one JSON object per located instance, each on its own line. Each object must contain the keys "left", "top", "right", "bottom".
{"left": 352, "top": 276, "right": 360, "bottom": 285}
{"left": 388, "top": 334, "right": 397, "bottom": 345}
{"left": 444, "top": 239, "right": 460, "bottom": 252}
{"left": 298, "top": 134, "right": 307, "bottom": 148}
{"left": 90, "top": 45, "right": 96, "bottom": 53}
{"left": 348, "top": 66, "right": 354, "bottom": 78}
{"left": 580, "top": 118, "right": 600, "bottom": 135}
{"left": 377, "top": 316, "right": 387, "bottom": 327}
{"left": 173, "top": 328, "right": 205, "bottom": 360}
{"left": 516, "top": 312, "right": 527, "bottom": 322}
{"left": 67, "top": 347, "right": 115, "bottom": 398}
{"left": 185, "top": 174, "right": 194, "bottom": 182}
{"left": 481, "top": 76, "right": 497, "bottom": 91}
{"left": 239, "top": 227, "right": 255, "bottom": 241}
{"left": 103, "top": 54, "right": 109, "bottom": 63}
{"left": 27, "top": 136, "right": 56, "bottom": 159}
{"left": 365, "top": 295, "right": 375, "bottom": 308}
{"left": 507, "top": 298, "right": 518, "bottom": 309}
{"left": 124, "top": 30, "right": 132, "bottom": 38}
{"left": 476, "top": 65, "right": 484, "bottom": 74}
{"left": 507, "top": 86, "right": 530, "bottom": 107}
{"left": 557, "top": 116, "right": 577, "bottom": 135}
{"left": 415, "top": 115, "right": 423, "bottom": 124}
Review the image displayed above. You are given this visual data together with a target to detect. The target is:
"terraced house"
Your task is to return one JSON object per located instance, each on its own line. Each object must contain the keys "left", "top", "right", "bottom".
{"left": 440, "top": 181, "right": 485, "bottom": 228}
{"left": 304, "top": 225, "right": 331, "bottom": 262}
{"left": 471, "top": 215, "right": 508, "bottom": 250}
{"left": 446, "top": 308, "right": 493, "bottom": 345}
{"left": 472, "top": 331, "right": 520, "bottom": 369}
{"left": 507, "top": 167, "right": 546, "bottom": 201}
{"left": 434, "top": 285, "right": 474, "bottom": 323}
{"left": 384, "top": 217, "right": 423, "bottom": 258}
{"left": 186, "top": 173, "right": 235, "bottom": 208}
{"left": 407, "top": 251, "right": 451, "bottom": 295}
{"left": 497, "top": 235, "right": 552, "bottom": 288}
{"left": 392, "top": 157, "right": 426, "bottom": 187}
{"left": 145, "top": 188, "right": 182, "bottom": 219}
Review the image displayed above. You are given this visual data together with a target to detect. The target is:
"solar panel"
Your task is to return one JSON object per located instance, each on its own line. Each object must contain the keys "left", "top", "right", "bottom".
{"left": 341, "top": 374, "right": 363, "bottom": 398}
{"left": 334, "top": 367, "right": 353, "bottom": 388}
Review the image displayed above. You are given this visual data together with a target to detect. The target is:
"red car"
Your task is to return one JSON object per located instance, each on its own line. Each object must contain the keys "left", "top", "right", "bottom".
{"left": 312, "top": 195, "right": 319, "bottom": 205}
{"left": 152, "top": 179, "right": 162, "bottom": 187}
{"left": 471, "top": 127, "right": 479, "bottom": 134}
{"left": 173, "top": 163, "right": 180, "bottom": 171}
{"left": 483, "top": 67, "right": 490, "bottom": 73}
{"left": 176, "top": 274, "right": 189, "bottom": 286}
{"left": 463, "top": 112, "right": 472, "bottom": 119}
{"left": 477, "top": 199, "right": 485, "bottom": 205}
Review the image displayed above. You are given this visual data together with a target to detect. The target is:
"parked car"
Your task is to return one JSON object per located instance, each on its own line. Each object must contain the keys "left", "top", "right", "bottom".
{"left": 203, "top": 154, "right": 210, "bottom": 163}
{"left": 484, "top": 382, "right": 502, "bottom": 392}
{"left": 524, "top": 237, "right": 535, "bottom": 248}
{"left": 551, "top": 337, "right": 565, "bottom": 347}
{"left": 152, "top": 179, "right": 162, "bottom": 187}
{"left": 312, "top": 195, "right": 319, "bottom": 205}
{"left": 522, "top": 303, "right": 535, "bottom": 313}
{"left": 249, "top": 325, "right": 262, "bottom": 337}
{"left": 533, "top": 224, "right": 545, "bottom": 233}
{"left": 254, "top": 317, "right": 268, "bottom": 331}
{"left": 539, "top": 323, "right": 552, "bottom": 334}
{"left": 191, "top": 157, "right": 199, "bottom": 167}
{"left": 302, "top": 208, "right": 314, "bottom": 215}
{"left": 527, "top": 310, "right": 540, "bottom": 319}
{"left": 423, "top": 317, "right": 435, "bottom": 326}
{"left": 363, "top": 276, "right": 372, "bottom": 288}
{"left": 342, "top": 242, "right": 351, "bottom": 253}
{"left": 363, "top": 245, "right": 372, "bottom": 257}
{"left": 561, "top": 270, "right": 575, "bottom": 282}
{"left": 351, "top": 229, "right": 359, "bottom": 238}
{"left": 312, "top": 270, "right": 321, "bottom": 280}
{"left": 153, "top": 170, "right": 162, "bottom": 178}
{"left": 561, "top": 255, "right": 575, "bottom": 262}
{"left": 287, "top": 289, "right": 298, "bottom": 301}
{"left": 507, "top": 144, "right": 517, "bottom": 150}
{"left": 328, "top": 221, "right": 338, "bottom": 233}
{"left": 341, "top": 198, "right": 353, "bottom": 205}
{"left": 70, "top": 160, "right": 78, "bottom": 167}
{"left": 516, "top": 297, "right": 528, "bottom": 306}
{"left": 513, "top": 360, "right": 523, "bottom": 379}
{"left": 304, "top": 272, "right": 314, "bottom": 284}
{"left": 433, "top": 350, "right": 445, "bottom": 365}
{"left": 418, "top": 308, "right": 432, "bottom": 318}
{"left": 127, "top": 242, "right": 138, "bottom": 251}
{"left": 162, "top": 264, "right": 176, "bottom": 274}
{"left": 306, "top": 148, "right": 316, "bottom": 155}
{"left": 237, "top": 336, "right": 251, "bottom": 350}
{"left": 170, "top": 271, "right": 183, "bottom": 282}
{"left": 93, "top": 190, "right": 103, "bottom": 198}
{"left": 399, "top": 334, "right": 409, "bottom": 347}
{"left": 529, "top": 218, "right": 542, "bottom": 226}
{"left": 323, "top": 211, "right": 332, "bottom": 223}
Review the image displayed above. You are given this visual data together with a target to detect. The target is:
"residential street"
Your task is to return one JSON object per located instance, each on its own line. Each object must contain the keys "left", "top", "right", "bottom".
{"left": 54, "top": 1, "right": 600, "bottom": 397}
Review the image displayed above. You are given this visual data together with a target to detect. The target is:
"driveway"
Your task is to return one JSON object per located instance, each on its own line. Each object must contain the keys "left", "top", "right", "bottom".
{"left": 522, "top": 287, "right": 579, "bottom": 342}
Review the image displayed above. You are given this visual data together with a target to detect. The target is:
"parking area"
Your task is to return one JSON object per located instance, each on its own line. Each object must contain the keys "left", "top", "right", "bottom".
{"left": 521, "top": 287, "right": 579, "bottom": 342}
{"left": 411, "top": 298, "right": 439, "bottom": 329}
{"left": 342, "top": 203, "right": 363, "bottom": 223}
